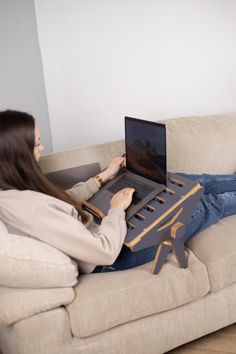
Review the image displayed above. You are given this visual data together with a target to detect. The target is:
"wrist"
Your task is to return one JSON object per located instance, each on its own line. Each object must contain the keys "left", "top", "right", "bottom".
{"left": 108, "top": 208, "right": 126, "bottom": 217}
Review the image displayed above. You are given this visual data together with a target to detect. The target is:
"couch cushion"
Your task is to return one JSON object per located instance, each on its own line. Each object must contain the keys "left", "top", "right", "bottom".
{"left": 39, "top": 140, "right": 125, "bottom": 173}
{"left": 161, "top": 115, "right": 236, "bottom": 174}
{"left": 0, "top": 286, "right": 74, "bottom": 325}
{"left": 0, "top": 220, "right": 78, "bottom": 289}
{"left": 187, "top": 215, "right": 236, "bottom": 292}
{"left": 67, "top": 250, "right": 210, "bottom": 337}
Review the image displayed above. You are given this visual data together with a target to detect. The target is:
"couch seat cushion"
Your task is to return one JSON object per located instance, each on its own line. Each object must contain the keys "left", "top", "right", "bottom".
{"left": 67, "top": 250, "right": 209, "bottom": 337}
{"left": 187, "top": 215, "right": 236, "bottom": 292}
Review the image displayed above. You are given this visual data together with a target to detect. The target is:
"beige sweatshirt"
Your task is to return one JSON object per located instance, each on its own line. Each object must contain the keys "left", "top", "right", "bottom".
{"left": 0, "top": 178, "right": 127, "bottom": 273}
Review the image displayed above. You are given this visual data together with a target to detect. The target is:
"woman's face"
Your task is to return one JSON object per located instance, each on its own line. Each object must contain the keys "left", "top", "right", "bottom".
{"left": 34, "top": 126, "right": 44, "bottom": 161}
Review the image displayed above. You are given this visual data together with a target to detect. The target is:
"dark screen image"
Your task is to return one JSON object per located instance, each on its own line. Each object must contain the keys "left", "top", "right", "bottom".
{"left": 125, "top": 117, "right": 167, "bottom": 185}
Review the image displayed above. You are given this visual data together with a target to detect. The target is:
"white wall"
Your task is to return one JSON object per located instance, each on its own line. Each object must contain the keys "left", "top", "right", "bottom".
{"left": 34, "top": 0, "right": 236, "bottom": 152}
{"left": 0, "top": 0, "right": 53, "bottom": 153}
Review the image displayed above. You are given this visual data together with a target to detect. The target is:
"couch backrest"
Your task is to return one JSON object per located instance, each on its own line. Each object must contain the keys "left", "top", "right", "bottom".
{"left": 40, "top": 115, "right": 236, "bottom": 175}
{"left": 40, "top": 140, "right": 125, "bottom": 173}
{"left": 162, "top": 114, "right": 236, "bottom": 174}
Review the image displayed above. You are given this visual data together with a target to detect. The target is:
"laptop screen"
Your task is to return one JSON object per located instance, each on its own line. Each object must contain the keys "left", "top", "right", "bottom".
{"left": 125, "top": 116, "right": 167, "bottom": 185}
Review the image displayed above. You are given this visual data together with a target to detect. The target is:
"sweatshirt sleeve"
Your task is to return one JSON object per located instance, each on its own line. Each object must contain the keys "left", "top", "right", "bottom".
{"left": 32, "top": 199, "right": 127, "bottom": 273}
{"left": 66, "top": 178, "right": 99, "bottom": 203}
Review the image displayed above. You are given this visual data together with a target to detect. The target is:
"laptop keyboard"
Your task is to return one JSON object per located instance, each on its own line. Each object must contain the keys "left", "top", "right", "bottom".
{"left": 107, "top": 176, "right": 155, "bottom": 205}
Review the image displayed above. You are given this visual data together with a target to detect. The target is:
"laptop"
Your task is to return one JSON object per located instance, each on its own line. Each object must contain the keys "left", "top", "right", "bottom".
{"left": 83, "top": 116, "right": 167, "bottom": 221}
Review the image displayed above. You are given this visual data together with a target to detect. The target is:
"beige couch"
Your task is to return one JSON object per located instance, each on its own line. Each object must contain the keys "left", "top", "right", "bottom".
{"left": 1, "top": 114, "right": 236, "bottom": 354}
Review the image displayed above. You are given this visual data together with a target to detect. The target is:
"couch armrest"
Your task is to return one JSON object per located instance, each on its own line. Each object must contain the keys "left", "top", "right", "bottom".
{"left": 0, "top": 286, "right": 75, "bottom": 326}
{"left": 40, "top": 140, "right": 125, "bottom": 173}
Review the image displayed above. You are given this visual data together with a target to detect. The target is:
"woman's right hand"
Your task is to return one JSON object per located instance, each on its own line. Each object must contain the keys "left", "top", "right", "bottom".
{"left": 110, "top": 188, "right": 135, "bottom": 211}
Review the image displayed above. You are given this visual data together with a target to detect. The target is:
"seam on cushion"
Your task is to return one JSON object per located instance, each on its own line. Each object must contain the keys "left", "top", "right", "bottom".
{"left": 102, "top": 292, "right": 207, "bottom": 325}
{"left": 76, "top": 262, "right": 207, "bottom": 306}
{"left": 77, "top": 282, "right": 208, "bottom": 309}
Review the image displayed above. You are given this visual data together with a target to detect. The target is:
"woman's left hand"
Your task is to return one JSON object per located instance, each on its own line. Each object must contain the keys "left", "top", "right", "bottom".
{"left": 99, "top": 156, "right": 126, "bottom": 183}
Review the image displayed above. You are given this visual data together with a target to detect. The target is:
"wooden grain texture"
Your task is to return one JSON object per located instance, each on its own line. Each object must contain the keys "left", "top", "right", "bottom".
{"left": 168, "top": 349, "right": 229, "bottom": 354}
{"left": 166, "top": 323, "right": 236, "bottom": 354}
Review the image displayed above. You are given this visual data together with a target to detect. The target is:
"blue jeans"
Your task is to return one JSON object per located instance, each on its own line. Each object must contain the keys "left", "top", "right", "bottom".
{"left": 92, "top": 173, "right": 236, "bottom": 273}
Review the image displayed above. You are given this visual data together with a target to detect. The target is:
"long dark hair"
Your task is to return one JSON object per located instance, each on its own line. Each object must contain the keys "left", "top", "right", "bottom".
{"left": 0, "top": 110, "right": 88, "bottom": 222}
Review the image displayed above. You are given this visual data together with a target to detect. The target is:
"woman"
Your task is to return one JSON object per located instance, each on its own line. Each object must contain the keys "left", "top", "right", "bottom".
{"left": 0, "top": 110, "right": 236, "bottom": 274}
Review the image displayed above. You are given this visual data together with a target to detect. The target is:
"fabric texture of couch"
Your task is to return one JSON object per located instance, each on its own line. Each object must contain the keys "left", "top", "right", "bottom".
{"left": 0, "top": 114, "right": 236, "bottom": 354}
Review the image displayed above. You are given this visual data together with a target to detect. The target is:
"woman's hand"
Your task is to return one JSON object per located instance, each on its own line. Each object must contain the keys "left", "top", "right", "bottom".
{"left": 110, "top": 187, "right": 135, "bottom": 211}
{"left": 98, "top": 156, "right": 126, "bottom": 184}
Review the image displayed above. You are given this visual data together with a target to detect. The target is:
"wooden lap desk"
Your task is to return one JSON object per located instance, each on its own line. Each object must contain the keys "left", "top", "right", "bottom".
{"left": 124, "top": 173, "right": 203, "bottom": 274}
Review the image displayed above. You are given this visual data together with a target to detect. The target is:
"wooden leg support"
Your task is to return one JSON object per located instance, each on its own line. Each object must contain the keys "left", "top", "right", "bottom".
{"left": 151, "top": 220, "right": 188, "bottom": 274}
{"left": 172, "top": 239, "right": 188, "bottom": 268}
{"left": 151, "top": 241, "right": 172, "bottom": 274}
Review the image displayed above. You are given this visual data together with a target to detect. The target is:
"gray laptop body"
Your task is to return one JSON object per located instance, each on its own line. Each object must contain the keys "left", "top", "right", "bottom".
{"left": 84, "top": 117, "right": 167, "bottom": 221}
